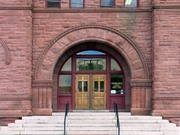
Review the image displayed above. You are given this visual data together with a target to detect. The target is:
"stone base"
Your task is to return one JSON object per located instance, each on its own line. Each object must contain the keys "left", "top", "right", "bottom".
{"left": 0, "top": 109, "right": 32, "bottom": 126}
{"left": 152, "top": 110, "right": 180, "bottom": 126}
{"left": 0, "top": 110, "right": 32, "bottom": 117}
{"left": 32, "top": 108, "right": 52, "bottom": 116}
{"left": 131, "top": 108, "right": 151, "bottom": 115}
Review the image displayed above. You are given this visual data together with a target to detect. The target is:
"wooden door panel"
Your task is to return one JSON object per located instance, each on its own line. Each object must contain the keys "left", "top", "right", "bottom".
{"left": 75, "top": 74, "right": 106, "bottom": 110}
{"left": 75, "top": 75, "right": 89, "bottom": 109}
{"left": 92, "top": 75, "right": 106, "bottom": 110}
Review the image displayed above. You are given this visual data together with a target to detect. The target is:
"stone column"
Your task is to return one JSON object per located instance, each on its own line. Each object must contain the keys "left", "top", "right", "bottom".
{"left": 130, "top": 79, "right": 152, "bottom": 115}
{"left": 32, "top": 80, "right": 53, "bottom": 115}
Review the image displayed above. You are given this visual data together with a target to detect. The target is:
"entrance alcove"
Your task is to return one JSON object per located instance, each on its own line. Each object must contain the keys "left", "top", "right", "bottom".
{"left": 52, "top": 41, "right": 131, "bottom": 112}
{"left": 32, "top": 25, "right": 151, "bottom": 115}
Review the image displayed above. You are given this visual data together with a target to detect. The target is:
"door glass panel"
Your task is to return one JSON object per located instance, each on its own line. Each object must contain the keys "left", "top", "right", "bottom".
{"left": 78, "top": 81, "right": 82, "bottom": 92}
{"left": 84, "top": 81, "right": 88, "bottom": 92}
{"left": 111, "top": 58, "right": 121, "bottom": 71}
{"left": 94, "top": 81, "right": 98, "bottom": 92}
{"left": 110, "top": 75, "right": 123, "bottom": 94}
{"left": 59, "top": 75, "right": 71, "bottom": 94}
{"left": 100, "top": 81, "right": 104, "bottom": 92}
{"left": 76, "top": 58, "right": 106, "bottom": 71}
{"left": 61, "top": 58, "right": 72, "bottom": 71}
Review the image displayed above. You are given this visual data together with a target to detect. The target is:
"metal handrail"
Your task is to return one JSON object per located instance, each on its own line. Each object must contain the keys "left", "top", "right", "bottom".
{"left": 64, "top": 102, "right": 69, "bottom": 135}
{"left": 114, "top": 102, "right": 120, "bottom": 135}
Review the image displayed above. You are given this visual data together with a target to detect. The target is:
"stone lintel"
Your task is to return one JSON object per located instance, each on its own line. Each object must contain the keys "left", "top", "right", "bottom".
{"left": 32, "top": 80, "right": 53, "bottom": 88}
{"left": 130, "top": 79, "right": 152, "bottom": 87}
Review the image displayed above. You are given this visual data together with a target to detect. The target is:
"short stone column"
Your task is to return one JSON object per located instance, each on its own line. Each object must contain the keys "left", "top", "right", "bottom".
{"left": 32, "top": 80, "right": 53, "bottom": 115}
{"left": 130, "top": 79, "right": 152, "bottom": 115}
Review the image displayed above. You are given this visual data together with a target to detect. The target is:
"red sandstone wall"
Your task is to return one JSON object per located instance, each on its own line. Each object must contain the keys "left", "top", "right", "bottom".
{"left": 32, "top": 0, "right": 153, "bottom": 117}
{"left": 0, "top": 2, "right": 33, "bottom": 124}
{"left": 0, "top": 0, "right": 32, "bottom": 7}
{"left": 1, "top": 0, "right": 179, "bottom": 126}
{"left": 152, "top": 0, "right": 180, "bottom": 125}
{"left": 152, "top": 0, "right": 180, "bottom": 5}
{"left": 32, "top": 3, "right": 152, "bottom": 79}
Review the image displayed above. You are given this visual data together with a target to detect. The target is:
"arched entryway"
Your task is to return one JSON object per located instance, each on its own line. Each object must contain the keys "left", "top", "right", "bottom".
{"left": 53, "top": 42, "right": 131, "bottom": 111}
{"left": 32, "top": 25, "right": 151, "bottom": 116}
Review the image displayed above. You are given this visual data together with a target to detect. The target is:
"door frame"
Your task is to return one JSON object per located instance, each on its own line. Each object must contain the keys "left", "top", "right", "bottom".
{"left": 57, "top": 50, "right": 125, "bottom": 111}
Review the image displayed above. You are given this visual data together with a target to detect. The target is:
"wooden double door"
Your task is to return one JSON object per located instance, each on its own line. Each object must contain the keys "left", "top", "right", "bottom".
{"left": 75, "top": 74, "right": 106, "bottom": 110}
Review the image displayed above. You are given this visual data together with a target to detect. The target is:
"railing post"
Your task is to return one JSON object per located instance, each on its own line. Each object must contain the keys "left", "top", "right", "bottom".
{"left": 114, "top": 102, "right": 116, "bottom": 112}
{"left": 64, "top": 102, "right": 69, "bottom": 135}
{"left": 114, "top": 102, "right": 120, "bottom": 135}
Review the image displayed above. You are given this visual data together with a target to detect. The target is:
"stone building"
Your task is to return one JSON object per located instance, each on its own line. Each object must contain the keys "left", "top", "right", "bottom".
{"left": 0, "top": 0, "right": 179, "bottom": 126}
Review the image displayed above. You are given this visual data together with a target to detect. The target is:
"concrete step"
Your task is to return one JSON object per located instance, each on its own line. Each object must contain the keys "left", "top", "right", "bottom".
{"left": 0, "top": 112, "right": 179, "bottom": 135}
{"left": 67, "top": 130, "right": 117, "bottom": 135}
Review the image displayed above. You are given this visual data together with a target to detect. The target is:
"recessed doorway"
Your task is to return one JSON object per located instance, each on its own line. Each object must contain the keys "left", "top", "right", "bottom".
{"left": 56, "top": 48, "right": 127, "bottom": 111}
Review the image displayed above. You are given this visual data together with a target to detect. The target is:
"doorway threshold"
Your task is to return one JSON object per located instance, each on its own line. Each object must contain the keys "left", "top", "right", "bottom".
{"left": 73, "top": 110, "right": 110, "bottom": 112}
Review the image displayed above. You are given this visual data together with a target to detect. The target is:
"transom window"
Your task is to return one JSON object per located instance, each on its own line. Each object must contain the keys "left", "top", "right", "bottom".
{"left": 76, "top": 58, "right": 106, "bottom": 71}
{"left": 77, "top": 50, "right": 105, "bottom": 55}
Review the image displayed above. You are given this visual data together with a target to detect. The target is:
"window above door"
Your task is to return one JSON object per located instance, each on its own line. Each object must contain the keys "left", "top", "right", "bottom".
{"left": 60, "top": 50, "right": 123, "bottom": 73}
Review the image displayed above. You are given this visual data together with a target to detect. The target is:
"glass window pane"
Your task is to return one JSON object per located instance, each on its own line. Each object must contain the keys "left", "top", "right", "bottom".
{"left": 111, "top": 58, "right": 121, "bottom": 71}
{"left": 100, "top": 81, "right": 104, "bottom": 92}
{"left": 78, "top": 81, "right": 82, "bottom": 92}
{"left": 59, "top": 75, "right": 71, "bottom": 94}
{"left": 101, "top": 0, "right": 114, "bottom": 7}
{"left": 125, "top": 0, "right": 137, "bottom": 7}
{"left": 94, "top": 81, "right": 98, "bottom": 92}
{"left": 76, "top": 58, "right": 106, "bottom": 71}
{"left": 111, "top": 75, "right": 123, "bottom": 95}
{"left": 84, "top": 81, "right": 88, "bottom": 92}
{"left": 71, "top": 0, "right": 83, "bottom": 8}
{"left": 61, "top": 58, "right": 72, "bottom": 71}
{"left": 77, "top": 50, "right": 106, "bottom": 55}
{"left": 47, "top": 0, "right": 60, "bottom": 8}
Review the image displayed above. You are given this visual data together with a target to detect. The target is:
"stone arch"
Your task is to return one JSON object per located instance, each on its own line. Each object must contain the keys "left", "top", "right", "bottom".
{"left": 34, "top": 25, "right": 150, "bottom": 81}
{"left": 32, "top": 25, "right": 152, "bottom": 115}
{"left": 0, "top": 39, "right": 11, "bottom": 65}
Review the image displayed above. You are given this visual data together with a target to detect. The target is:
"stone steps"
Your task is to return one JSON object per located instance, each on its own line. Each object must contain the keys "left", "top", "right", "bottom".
{"left": 0, "top": 112, "right": 179, "bottom": 135}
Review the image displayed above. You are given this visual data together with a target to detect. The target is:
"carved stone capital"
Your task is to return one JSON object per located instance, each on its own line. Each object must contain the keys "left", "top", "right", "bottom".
{"left": 130, "top": 79, "right": 152, "bottom": 87}
{"left": 32, "top": 80, "right": 53, "bottom": 88}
